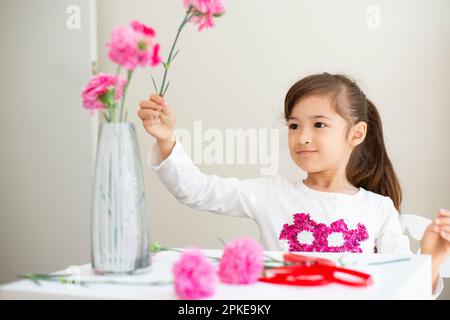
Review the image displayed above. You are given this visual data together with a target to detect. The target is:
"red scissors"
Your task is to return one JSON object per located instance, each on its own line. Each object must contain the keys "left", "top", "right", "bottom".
{"left": 259, "top": 253, "right": 373, "bottom": 287}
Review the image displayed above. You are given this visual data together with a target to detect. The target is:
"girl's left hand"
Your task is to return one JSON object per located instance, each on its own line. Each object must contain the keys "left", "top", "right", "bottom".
{"left": 421, "top": 208, "right": 450, "bottom": 263}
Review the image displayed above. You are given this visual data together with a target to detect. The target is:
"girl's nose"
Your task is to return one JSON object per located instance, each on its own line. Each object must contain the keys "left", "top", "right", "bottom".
{"left": 297, "top": 129, "right": 312, "bottom": 145}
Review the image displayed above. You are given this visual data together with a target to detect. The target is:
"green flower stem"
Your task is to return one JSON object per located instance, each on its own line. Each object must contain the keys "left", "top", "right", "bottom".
{"left": 112, "top": 65, "right": 122, "bottom": 122}
{"left": 115, "top": 64, "right": 121, "bottom": 78}
{"left": 158, "top": 6, "right": 194, "bottom": 97}
{"left": 153, "top": 246, "right": 221, "bottom": 262}
{"left": 151, "top": 243, "right": 284, "bottom": 265}
{"left": 20, "top": 243, "right": 288, "bottom": 287}
{"left": 119, "top": 70, "right": 133, "bottom": 122}
{"left": 263, "top": 254, "right": 284, "bottom": 264}
{"left": 18, "top": 273, "right": 172, "bottom": 287}
{"left": 109, "top": 101, "right": 115, "bottom": 122}
{"left": 103, "top": 111, "right": 111, "bottom": 123}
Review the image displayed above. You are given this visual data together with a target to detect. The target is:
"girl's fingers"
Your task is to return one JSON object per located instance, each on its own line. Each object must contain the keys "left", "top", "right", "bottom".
{"left": 438, "top": 225, "right": 450, "bottom": 233}
{"left": 138, "top": 109, "right": 160, "bottom": 121}
{"left": 161, "top": 103, "right": 174, "bottom": 117}
{"left": 435, "top": 217, "right": 450, "bottom": 226}
{"left": 440, "top": 230, "right": 450, "bottom": 242}
{"left": 140, "top": 100, "right": 163, "bottom": 111}
{"left": 149, "top": 95, "right": 173, "bottom": 117}
{"left": 143, "top": 118, "right": 161, "bottom": 126}
{"left": 141, "top": 94, "right": 175, "bottom": 128}
{"left": 144, "top": 95, "right": 173, "bottom": 117}
{"left": 149, "top": 94, "right": 167, "bottom": 107}
{"left": 439, "top": 208, "right": 450, "bottom": 217}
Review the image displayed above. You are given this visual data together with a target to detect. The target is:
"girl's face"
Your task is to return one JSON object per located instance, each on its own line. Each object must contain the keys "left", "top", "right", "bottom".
{"left": 287, "top": 95, "right": 365, "bottom": 174}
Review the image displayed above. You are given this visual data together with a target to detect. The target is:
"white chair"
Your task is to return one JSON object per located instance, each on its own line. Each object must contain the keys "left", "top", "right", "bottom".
{"left": 399, "top": 214, "right": 450, "bottom": 277}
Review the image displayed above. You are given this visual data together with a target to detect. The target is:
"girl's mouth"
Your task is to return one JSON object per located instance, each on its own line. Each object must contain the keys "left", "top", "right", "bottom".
{"left": 296, "top": 150, "right": 317, "bottom": 156}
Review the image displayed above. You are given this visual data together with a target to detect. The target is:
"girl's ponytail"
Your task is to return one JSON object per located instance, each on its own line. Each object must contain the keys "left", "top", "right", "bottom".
{"left": 346, "top": 98, "right": 402, "bottom": 211}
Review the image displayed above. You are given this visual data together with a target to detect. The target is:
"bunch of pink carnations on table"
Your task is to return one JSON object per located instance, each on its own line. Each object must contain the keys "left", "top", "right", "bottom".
{"left": 151, "top": 237, "right": 266, "bottom": 300}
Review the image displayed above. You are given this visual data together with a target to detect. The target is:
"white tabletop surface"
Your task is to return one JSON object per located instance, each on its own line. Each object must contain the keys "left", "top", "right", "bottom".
{"left": 0, "top": 249, "right": 432, "bottom": 300}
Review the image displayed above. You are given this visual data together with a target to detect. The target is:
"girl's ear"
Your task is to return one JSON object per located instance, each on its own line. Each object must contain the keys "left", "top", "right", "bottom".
{"left": 350, "top": 121, "right": 367, "bottom": 147}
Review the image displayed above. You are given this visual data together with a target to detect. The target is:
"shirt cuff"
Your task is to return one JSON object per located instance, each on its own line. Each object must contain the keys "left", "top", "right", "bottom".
{"left": 146, "top": 133, "right": 181, "bottom": 171}
{"left": 416, "top": 248, "right": 445, "bottom": 299}
{"left": 431, "top": 273, "right": 444, "bottom": 299}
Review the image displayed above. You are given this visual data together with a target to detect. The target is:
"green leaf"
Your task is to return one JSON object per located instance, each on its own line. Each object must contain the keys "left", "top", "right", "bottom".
{"left": 91, "top": 61, "right": 98, "bottom": 76}
{"left": 170, "top": 49, "right": 180, "bottom": 63}
{"left": 151, "top": 76, "right": 159, "bottom": 93}
{"left": 162, "top": 61, "right": 170, "bottom": 70}
{"left": 150, "top": 242, "right": 163, "bottom": 254}
{"left": 99, "top": 89, "right": 115, "bottom": 107}
{"left": 217, "top": 236, "right": 226, "bottom": 247}
{"left": 213, "top": 11, "right": 226, "bottom": 18}
{"left": 102, "top": 112, "right": 110, "bottom": 122}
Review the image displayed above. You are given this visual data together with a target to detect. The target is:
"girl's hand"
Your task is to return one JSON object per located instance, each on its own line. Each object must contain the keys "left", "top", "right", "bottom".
{"left": 421, "top": 208, "right": 450, "bottom": 265}
{"left": 137, "top": 94, "right": 176, "bottom": 142}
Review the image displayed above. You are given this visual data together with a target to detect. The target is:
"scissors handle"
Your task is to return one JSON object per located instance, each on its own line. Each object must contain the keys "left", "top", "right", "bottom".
{"left": 259, "top": 264, "right": 373, "bottom": 287}
{"left": 260, "top": 266, "right": 330, "bottom": 286}
{"left": 328, "top": 266, "right": 373, "bottom": 287}
{"left": 283, "top": 253, "right": 335, "bottom": 266}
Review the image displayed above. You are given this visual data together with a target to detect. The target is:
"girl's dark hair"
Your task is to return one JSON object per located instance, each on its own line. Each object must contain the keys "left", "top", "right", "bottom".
{"left": 284, "top": 73, "right": 402, "bottom": 211}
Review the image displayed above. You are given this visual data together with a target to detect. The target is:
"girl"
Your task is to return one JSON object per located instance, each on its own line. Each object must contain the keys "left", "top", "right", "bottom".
{"left": 138, "top": 73, "right": 449, "bottom": 297}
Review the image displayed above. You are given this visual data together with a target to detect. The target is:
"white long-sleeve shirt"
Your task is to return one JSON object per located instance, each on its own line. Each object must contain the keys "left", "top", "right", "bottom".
{"left": 148, "top": 135, "right": 443, "bottom": 298}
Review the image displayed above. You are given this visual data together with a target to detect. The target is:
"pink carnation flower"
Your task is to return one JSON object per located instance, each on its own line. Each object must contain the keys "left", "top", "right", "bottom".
{"left": 130, "top": 20, "right": 156, "bottom": 38}
{"left": 218, "top": 237, "right": 264, "bottom": 284}
{"left": 151, "top": 44, "right": 162, "bottom": 67}
{"left": 183, "top": 0, "right": 226, "bottom": 31}
{"left": 107, "top": 21, "right": 161, "bottom": 70}
{"left": 172, "top": 248, "right": 217, "bottom": 300}
{"left": 81, "top": 73, "right": 126, "bottom": 114}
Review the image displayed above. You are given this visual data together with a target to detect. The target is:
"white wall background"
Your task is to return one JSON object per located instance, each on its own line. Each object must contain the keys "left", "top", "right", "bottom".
{"left": 0, "top": 0, "right": 95, "bottom": 284}
{"left": 1, "top": 0, "right": 449, "bottom": 299}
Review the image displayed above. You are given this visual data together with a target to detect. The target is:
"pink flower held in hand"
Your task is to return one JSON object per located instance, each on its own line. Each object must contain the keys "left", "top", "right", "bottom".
{"left": 218, "top": 237, "right": 264, "bottom": 284}
{"left": 183, "top": 0, "right": 226, "bottom": 31}
{"left": 81, "top": 73, "right": 126, "bottom": 115}
{"left": 173, "top": 248, "right": 217, "bottom": 300}
{"left": 107, "top": 21, "right": 161, "bottom": 70}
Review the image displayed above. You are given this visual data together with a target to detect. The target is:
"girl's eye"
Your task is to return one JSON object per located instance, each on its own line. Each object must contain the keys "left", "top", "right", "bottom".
{"left": 288, "top": 123, "right": 299, "bottom": 130}
{"left": 314, "top": 122, "right": 326, "bottom": 128}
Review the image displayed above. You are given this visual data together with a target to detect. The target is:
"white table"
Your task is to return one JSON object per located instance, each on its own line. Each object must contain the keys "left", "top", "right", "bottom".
{"left": 0, "top": 250, "right": 432, "bottom": 300}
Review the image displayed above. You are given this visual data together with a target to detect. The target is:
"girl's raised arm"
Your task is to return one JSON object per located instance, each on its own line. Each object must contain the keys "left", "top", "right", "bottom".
{"left": 147, "top": 134, "right": 273, "bottom": 220}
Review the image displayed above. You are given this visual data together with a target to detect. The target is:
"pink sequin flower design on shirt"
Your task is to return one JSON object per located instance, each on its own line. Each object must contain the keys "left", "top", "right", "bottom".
{"left": 279, "top": 213, "right": 369, "bottom": 253}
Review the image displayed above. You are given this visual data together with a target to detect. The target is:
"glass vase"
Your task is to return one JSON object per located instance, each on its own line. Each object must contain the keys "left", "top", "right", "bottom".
{"left": 91, "top": 122, "right": 151, "bottom": 274}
